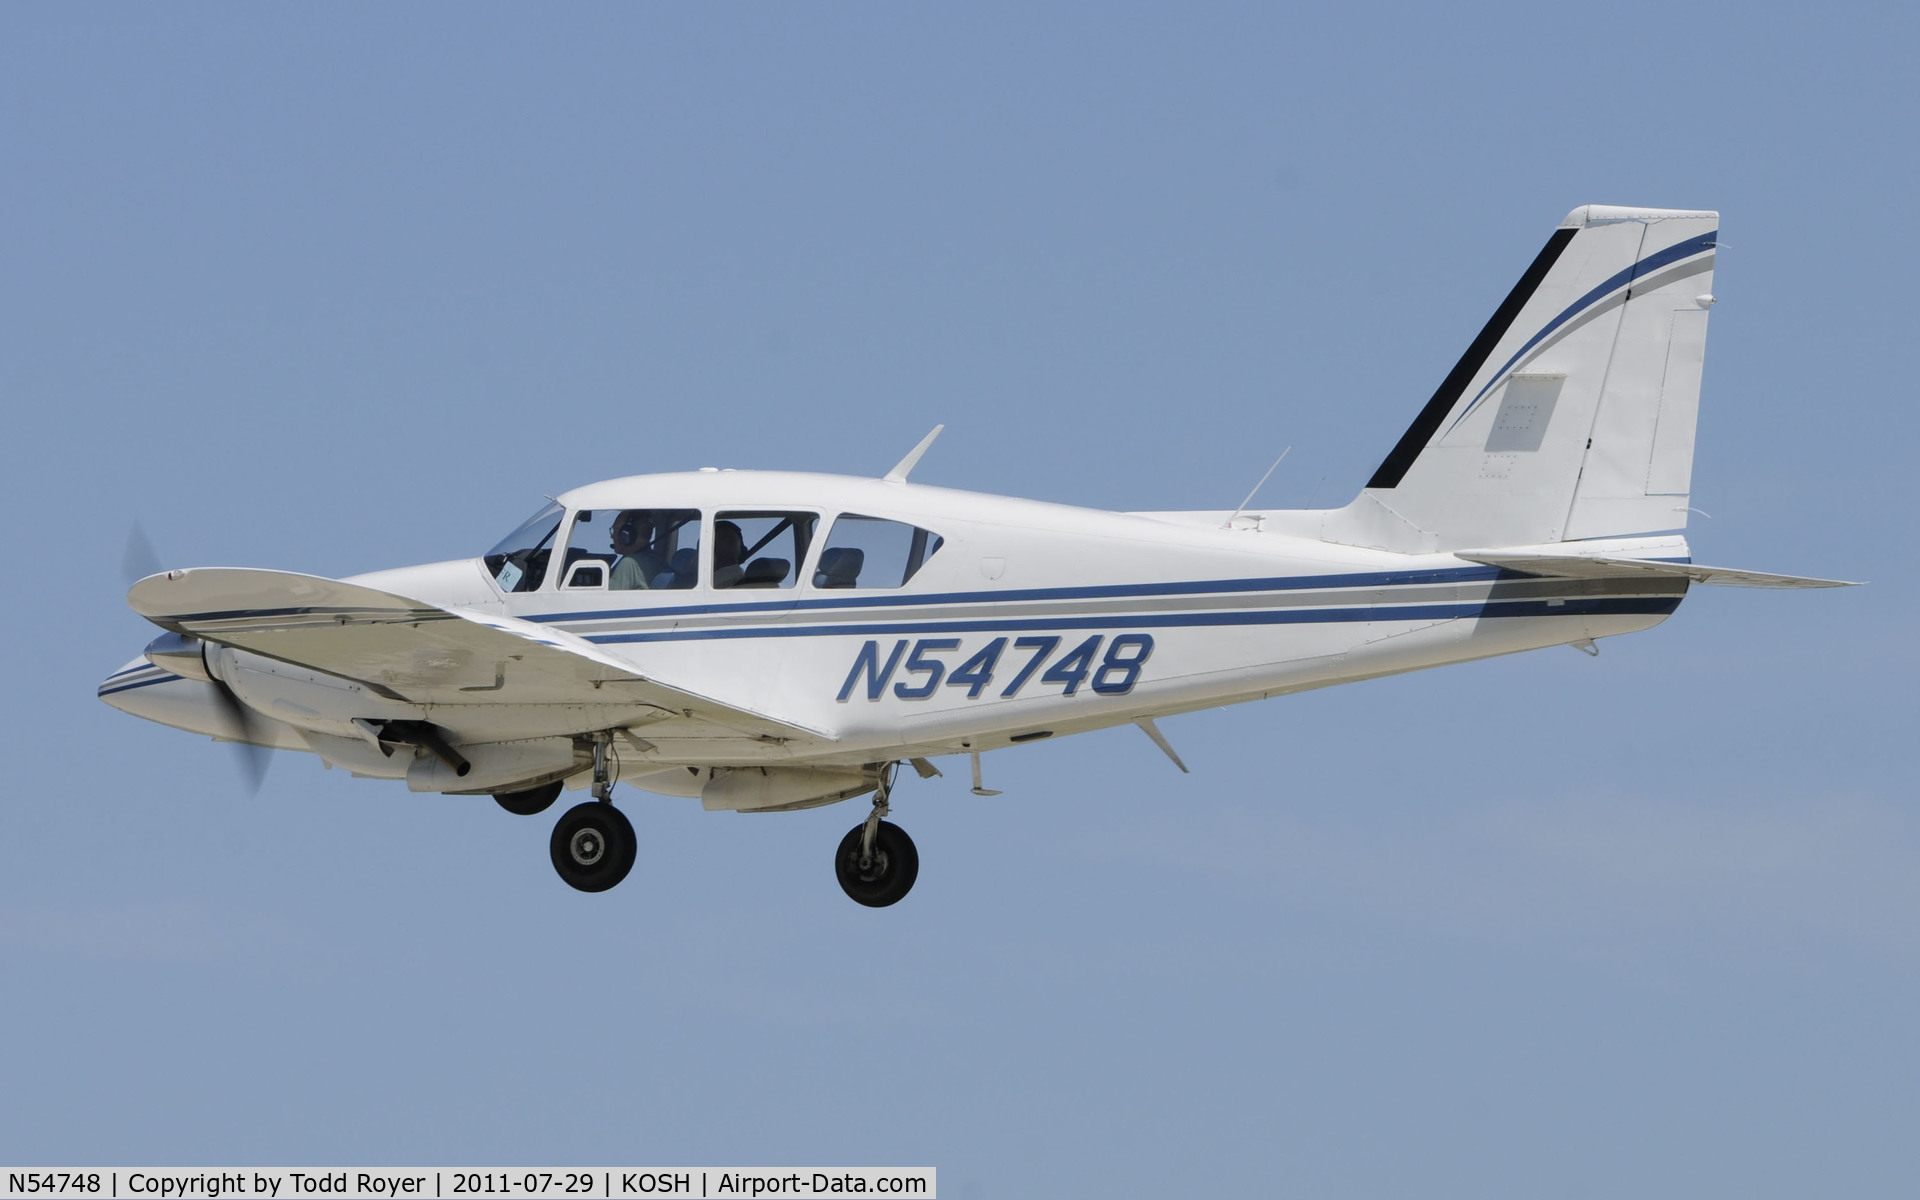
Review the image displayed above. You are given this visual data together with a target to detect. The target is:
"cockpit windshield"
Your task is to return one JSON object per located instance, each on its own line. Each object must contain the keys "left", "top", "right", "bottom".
{"left": 484, "top": 502, "right": 564, "bottom": 592}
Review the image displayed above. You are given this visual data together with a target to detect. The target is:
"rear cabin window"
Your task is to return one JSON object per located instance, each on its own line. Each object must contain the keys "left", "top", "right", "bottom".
{"left": 561, "top": 508, "right": 701, "bottom": 591}
{"left": 713, "top": 511, "right": 817, "bottom": 589}
{"left": 814, "top": 515, "right": 945, "bottom": 589}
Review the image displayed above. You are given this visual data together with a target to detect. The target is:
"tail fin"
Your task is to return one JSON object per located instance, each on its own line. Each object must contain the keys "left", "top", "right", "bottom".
{"left": 1325, "top": 205, "right": 1718, "bottom": 552}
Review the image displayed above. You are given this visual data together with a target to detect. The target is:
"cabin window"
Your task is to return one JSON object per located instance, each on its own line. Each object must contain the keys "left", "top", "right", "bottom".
{"left": 484, "top": 502, "right": 564, "bottom": 593}
{"left": 563, "top": 508, "right": 702, "bottom": 591}
{"left": 813, "top": 515, "right": 944, "bottom": 589}
{"left": 713, "top": 511, "right": 817, "bottom": 589}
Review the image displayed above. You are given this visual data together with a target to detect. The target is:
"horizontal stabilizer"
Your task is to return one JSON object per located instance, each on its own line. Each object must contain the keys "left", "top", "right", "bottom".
{"left": 1456, "top": 550, "right": 1858, "bottom": 589}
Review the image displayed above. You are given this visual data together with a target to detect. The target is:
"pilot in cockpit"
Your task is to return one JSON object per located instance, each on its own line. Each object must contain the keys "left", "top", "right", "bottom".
{"left": 609, "top": 510, "right": 667, "bottom": 590}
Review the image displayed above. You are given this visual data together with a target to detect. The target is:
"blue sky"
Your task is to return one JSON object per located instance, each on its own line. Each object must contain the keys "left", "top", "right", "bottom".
{"left": 2, "top": 4, "right": 1915, "bottom": 1195}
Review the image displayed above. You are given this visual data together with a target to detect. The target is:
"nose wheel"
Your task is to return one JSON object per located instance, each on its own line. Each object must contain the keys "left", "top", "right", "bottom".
{"left": 834, "top": 765, "right": 918, "bottom": 907}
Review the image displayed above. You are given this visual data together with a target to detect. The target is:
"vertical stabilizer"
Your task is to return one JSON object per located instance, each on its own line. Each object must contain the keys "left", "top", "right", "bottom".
{"left": 1317, "top": 205, "right": 1718, "bottom": 552}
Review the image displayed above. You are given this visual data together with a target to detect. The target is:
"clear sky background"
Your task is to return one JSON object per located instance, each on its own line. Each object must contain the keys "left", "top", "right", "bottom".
{"left": 2, "top": 4, "right": 1914, "bottom": 1195}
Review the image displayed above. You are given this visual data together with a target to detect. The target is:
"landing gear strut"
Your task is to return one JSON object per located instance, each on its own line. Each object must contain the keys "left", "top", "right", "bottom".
{"left": 549, "top": 731, "right": 635, "bottom": 892}
{"left": 835, "top": 764, "right": 919, "bottom": 907}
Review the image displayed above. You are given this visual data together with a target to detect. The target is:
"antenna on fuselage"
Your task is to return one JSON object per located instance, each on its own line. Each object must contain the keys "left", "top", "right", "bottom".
{"left": 1223, "top": 446, "right": 1290, "bottom": 528}
{"left": 883, "top": 424, "right": 945, "bottom": 483}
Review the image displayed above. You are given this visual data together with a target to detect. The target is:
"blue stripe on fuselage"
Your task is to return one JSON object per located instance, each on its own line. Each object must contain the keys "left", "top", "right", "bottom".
{"left": 580, "top": 595, "right": 1681, "bottom": 645}
{"left": 528, "top": 563, "right": 1514, "bottom": 625}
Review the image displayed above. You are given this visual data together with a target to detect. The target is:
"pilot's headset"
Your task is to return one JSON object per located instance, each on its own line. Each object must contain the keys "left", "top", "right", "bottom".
{"left": 612, "top": 510, "right": 647, "bottom": 552}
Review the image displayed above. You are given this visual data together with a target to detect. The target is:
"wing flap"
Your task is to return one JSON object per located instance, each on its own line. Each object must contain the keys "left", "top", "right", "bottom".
{"left": 127, "top": 568, "right": 835, "bottom": 742}
{"left": 1456, "top": 551, "right": 1858, "bottom": 589}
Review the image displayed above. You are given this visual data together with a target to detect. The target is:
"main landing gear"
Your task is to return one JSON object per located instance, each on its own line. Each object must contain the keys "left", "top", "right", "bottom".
{"left": 550, "top": 732, "right": 635, "bottom": 893}
{"left": 835, "top": 765, "right": 919, "bottom": 908}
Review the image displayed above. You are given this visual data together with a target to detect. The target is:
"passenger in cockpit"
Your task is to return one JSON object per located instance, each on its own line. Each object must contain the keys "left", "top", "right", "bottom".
{"left": 712, "top": 520, "right": 747, "bottom": 588}
{"left": 610, "top": 510, "right": 668, "bottom": 590}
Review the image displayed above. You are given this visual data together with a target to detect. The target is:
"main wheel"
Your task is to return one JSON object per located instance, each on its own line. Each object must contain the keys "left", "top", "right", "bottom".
{"left": 549, "top": 802, "right": 637, "bottom": 892}
{"left": 834, "top": 820, "right": 919, "bottom": 907}
{"left": 495, "top": 781, "right": 562, "bottom": 816}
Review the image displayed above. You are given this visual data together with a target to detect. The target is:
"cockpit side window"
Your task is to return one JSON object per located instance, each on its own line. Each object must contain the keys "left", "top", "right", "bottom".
{"left": 713, "top": 511, "right": 817, "bottom": 589}
{"left": 484, "top": 502, "right": 565, "bottom": 593}
{"left": 813, "top": 515, "right": 945, "bottom": 589}
{"left": 564, "top": 508, "right": 702, "bottom": 591}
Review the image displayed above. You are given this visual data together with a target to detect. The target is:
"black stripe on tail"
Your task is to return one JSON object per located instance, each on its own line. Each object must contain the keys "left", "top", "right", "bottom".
{"left": 1367, "top": 226, "right": 1578, "bottom": 489}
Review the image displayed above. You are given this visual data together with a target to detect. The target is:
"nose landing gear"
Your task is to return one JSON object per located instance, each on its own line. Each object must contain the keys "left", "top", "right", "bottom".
{"left": 834, "top": 766, "right": 919, "bottom": 907}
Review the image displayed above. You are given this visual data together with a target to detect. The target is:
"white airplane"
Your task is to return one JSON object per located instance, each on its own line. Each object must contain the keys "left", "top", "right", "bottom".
{"left": 102, "top": 204, "right": 1851, "bottom": 906}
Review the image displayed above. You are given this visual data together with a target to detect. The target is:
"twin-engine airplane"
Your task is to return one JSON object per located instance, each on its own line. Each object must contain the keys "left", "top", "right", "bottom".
{"left": 102, "top": 205, "right": 1851, "bottom": 906}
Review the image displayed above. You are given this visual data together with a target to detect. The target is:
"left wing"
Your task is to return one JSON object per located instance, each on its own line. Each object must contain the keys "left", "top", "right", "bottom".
{"left": 128, "top": 567, "right": 835, "bottom": 743}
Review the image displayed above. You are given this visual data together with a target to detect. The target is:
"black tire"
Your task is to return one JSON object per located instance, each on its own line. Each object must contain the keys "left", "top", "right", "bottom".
{"left": 834, "top": 820, "right": 919, "bottom": 908}
{"left": 549, "top": 802, "right": 637, "bottom": 893}
{"left": 494, "top": 781, "right": 563, "bottom": 816}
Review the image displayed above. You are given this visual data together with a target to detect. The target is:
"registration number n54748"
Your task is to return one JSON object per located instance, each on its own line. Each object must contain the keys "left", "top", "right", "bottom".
{"left": 836, "top": 634, "right": 1153, "bottom": 702}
